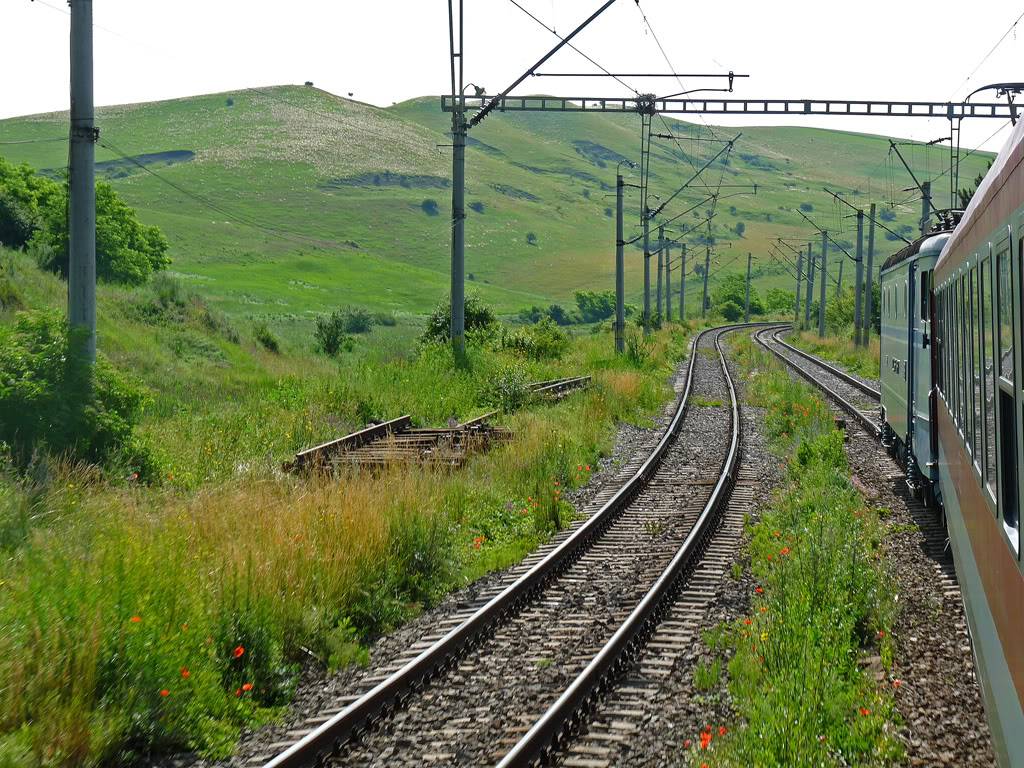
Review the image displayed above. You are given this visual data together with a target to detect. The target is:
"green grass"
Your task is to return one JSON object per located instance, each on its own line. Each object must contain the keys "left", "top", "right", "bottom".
{"left": 789, "top": 329, "right": 882, "bottom": 379}
{"left": 0, "top": 86, "right": 994, "bottom": 321}
{"left": 0, "top": 246, "right": 695, "bottom": 765}
{"left": 681, "top": 338, "right": 902, "bottom": 766}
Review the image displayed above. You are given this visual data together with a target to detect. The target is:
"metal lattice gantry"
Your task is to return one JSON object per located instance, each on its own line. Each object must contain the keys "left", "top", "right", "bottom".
{"left": 442, "top": 94, "right": 1018, "bottom": 119}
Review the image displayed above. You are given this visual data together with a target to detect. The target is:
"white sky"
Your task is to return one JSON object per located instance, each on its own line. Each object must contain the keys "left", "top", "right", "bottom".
{"left": 1, "top": 0, "right": 1022, "bottom": 152}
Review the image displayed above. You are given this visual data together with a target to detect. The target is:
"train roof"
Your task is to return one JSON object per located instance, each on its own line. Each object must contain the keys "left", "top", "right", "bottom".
{"left": 937, "top": 117, "right": 1024, "bottom": 272}
{"left": 880, "top": 230, "right": 952, "bottom": 272}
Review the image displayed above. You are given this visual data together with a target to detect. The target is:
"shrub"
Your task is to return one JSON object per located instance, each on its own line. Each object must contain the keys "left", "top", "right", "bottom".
{"left": 468, "top": 201, "right": 485, "bottom": 214}
{"left": 479, "top": 362, "right": 530, "bottom": 412}
{"left": 314, "top": 312, "right": 354, "bottom": 356}
{"left": 339, "top": 306, "right": 373, "bottom": 334}
{"left": 0, "top": 191, "right": 34, "bottom": 249}
{"left": 254, "top": 322, "right": 280, "bottom": 353}
{"left": 800, "top": 202, "right": 814, "bottom": 212}
{"left": 720, "top": 299, "right": 743, "bottom": 321}
{"left": 574, "top": 290, "right": 616, "bottom": 323}
{"left": 0, "top": 311, "right": 150, "bottom": 472}
{"left": 32, "top": 181, "right": 171, "bottom": 285}
{"left": 421, "top": 294, "right": 496, "bottom": 343}
{"left": 421, "top": 199, "right": 439, "bottom": 216}
{"left": 526, "top": 232, "right": 538, "bottom": 246}
{"left": 501, "top": 318, "right": 568, "bottom": 360}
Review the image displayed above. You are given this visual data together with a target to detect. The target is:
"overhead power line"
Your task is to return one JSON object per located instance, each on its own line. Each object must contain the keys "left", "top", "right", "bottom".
{"left": 948, "top": 8, "right": 1024, "bottom": 100}
{"left": 507, "top": 0, "right": 639, "bottom": 95}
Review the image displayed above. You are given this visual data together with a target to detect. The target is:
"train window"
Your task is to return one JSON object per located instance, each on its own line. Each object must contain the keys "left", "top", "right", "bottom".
{"left": 950, "top": 284, "right": 958, "bottom": 430}
{"left": 982, "top": 259, "right": 997, "bottom": 498}
{"left": 1000, "top": 389, "right": 1019, "bottom": 551}
{"left": 920, "top": 270, "right": 930, "bottom": 320}
{"left": 972, "top": 267, "right": 983, "bottom": 468}
{"left": 937, "top": 289, "right": 944, "bottom": 395}
{"left": 961, "top": 275, "right": 971, "bottom": 443}
{"left": 998, "top": 248, "right": 1014, "bottom": 383}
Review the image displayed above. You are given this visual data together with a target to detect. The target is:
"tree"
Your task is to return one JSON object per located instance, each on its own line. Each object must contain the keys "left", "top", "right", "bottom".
{"left": 764, "top": 288, "right": 794, "bottom": 314}
{"left": 33, "top": 181, "right": 171, "bottom": 285}
{"left": 719, "top": 300, "right": 743, "bottom": 321}
{"left": 735, "top": 221, "right": 745, "bottom": 238}
{"left": 422, "top": 293, "right": 497, "bottom": 343}
{"left": 712, "top": 273, "right": 764, "bottom": 315}
{"left": 574, "top": 290, "right": 616, "bottom": 322}
{"left": 958, "top": 162, "right": 993, "bottom": 208}
{"left": 0, "top": 158, "right": 170, "bottom": 285}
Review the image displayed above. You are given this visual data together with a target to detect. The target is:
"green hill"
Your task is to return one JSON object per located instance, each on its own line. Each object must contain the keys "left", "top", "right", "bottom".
{"left": 0, "top": 84, "right": 992, "bottom": 319}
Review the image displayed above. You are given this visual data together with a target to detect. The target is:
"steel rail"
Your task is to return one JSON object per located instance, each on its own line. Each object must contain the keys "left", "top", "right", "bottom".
{"left": 771, "top": 330, "right": 880, "bottom": 401}
{"left": 495, "top": 325, "right": 743, "bottom": 767}
{"left": 262, "top": 324, "right": 757, "bottom": 768}
{"left": 754, "top": 326, "right": 881, "bottom": 438}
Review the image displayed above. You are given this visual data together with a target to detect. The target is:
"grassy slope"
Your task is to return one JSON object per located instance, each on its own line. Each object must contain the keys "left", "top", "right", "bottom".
{"left": 0, "top": 243, "right": 697, "bottom": 763}
{"left": 0, "top": 86, "right": 992, "bottom": 321}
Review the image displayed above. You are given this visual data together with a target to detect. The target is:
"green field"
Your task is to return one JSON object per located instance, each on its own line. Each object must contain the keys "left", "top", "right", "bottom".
{"left": 0, "top": 85, "right": 993, "bottom": 325}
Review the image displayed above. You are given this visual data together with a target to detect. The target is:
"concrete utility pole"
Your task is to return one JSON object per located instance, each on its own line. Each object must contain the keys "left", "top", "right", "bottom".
{"left": 865, "top": 202, "right": 877, "bottom": 343}
{"left": 665, "top": 242, "right": 672, "bottom": 322}
{"left": 854, "top": 209, "right": 865, "bottom": 346}
{"left": 643, "top": 211, "right": 651, "bottom": 336}
{"left": 679, "top": 244, "right": 687, "bottom": 322}
{"left": 447, "top": 0, "right": 466, "bottom": 356}
{"left": 804, "top": 242, "right": 815, "bottom": 330}
{"left": 614, "top": 173, "right": 625, "bottom": 353}
{"left": 794, "top": 248, "right": 803, "bottom": 325}
{"left": 69, "top": 0, "right": 97, "bottom": 362}
{"left": 744, "top": 251, "right": 752, "bottom": 323}
{"left": 657, "top": 225, "right": 665, "bottom": 320}
{"left": 701, "top": 242, "right": 711, "bottom": 319}
{"left": 920, "top": 180, "right": 932, "bottom": 236}
{"left": 818, "top": 231, "right": 828, "bottom": 338}
{"left": 836, "top": 254, "right": 843, "bottom": 297}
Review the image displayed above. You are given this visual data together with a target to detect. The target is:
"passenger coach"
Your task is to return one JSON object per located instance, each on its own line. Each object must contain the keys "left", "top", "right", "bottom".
{"left": 931, "top": 118, "right": 1024, "bottom": 767}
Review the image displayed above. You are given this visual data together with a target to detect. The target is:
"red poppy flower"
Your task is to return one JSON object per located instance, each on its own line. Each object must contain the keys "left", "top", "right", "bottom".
{"left": 585, "top": 465, "right": 591, "bottom": 471}
{"left": 242, "top": 682, "right": 253, "bottom": 692}
{"left": 759, "top": 606, "right": 767, "bottom": 613}
{"left": 683, "top": 739, "right": 691, "bottom": 748}
{"left": 718, "top": 726, "right": 727, "bottom": 736}
{"left": 743, "top": 618, "right": 752, "bottom": 626}
{"left": 235, "top": 687, "right": 242, "bottom": 697}
{"left": 232, "top": 645, "right": 245, "bottom": 659}
{"left": 180, "top": 667, "right": 190, "bottom": 679}
{"left": 766, "top": 554, "right": 773, "bottom": 561}
{"left": 577, "top": 465, "right": 583, "bottom": 471}
{"left": 700, "top": 731, "right": 712, "bottom": 749}
{"left": 159, "top": 689, "right": 170, "bottom": 697}
{"left": 893, "top": 679, "right": 902, "bottom": 688}
{"left": 859, "top": 707, "right": 871, "bottom": 716}
{"left": 877, "top": 629, "right": 886, "bottom": 638}
{"left": 780, "top": 547, "right": 790, "bottom": 556}
{"left": 129, "top": 615, "right": 142, "bottom": 623}
{"left": 755, "top": 586, "right": 763, "bottom": 594}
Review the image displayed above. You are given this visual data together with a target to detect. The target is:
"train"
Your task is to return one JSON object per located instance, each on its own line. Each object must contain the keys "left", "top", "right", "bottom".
{"left": 879, "top": 117, "right": 1024, "bottom": 767}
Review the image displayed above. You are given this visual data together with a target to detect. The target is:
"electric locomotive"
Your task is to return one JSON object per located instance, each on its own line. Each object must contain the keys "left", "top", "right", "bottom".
{"left": 879, "top": 118, "right": 1024, "bottom": 767}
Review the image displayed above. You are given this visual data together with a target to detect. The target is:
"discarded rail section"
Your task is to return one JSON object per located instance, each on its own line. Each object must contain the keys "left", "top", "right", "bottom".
{"left": 285, "top": 376, "right": 591, "bottom": 473}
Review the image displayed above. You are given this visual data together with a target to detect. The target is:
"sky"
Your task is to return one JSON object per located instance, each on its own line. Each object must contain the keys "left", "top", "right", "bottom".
{"left": 1, "top": 0, "right": 1022, "bottom": 153}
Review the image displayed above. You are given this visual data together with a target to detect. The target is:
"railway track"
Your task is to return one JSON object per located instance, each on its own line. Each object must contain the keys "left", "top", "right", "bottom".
{"left": 754, "top": 325, "right": 881, "bottom": 437}
{"left": 258, "top": 324, "right": 751, "bottom": 768}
